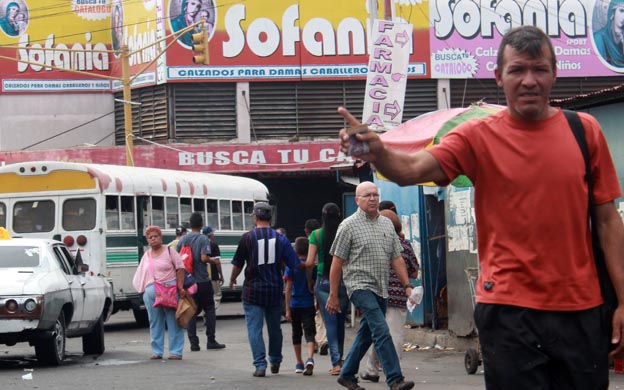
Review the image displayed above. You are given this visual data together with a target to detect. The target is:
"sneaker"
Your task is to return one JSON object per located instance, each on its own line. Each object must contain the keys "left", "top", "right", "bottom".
{"left": 303, "top": 358, "right": 314, "bottom": 376}
{"left": 190, "top": 344, "right": 200, "bottom": 352}
{"left": 389, "top": 379, "right": 415, "bottom": 390}
{"left": 295, "top": 363, "right": 305, "bottom": 374}
{"left": 320, "top": 343, "right": 329, "bottom": 356}
{"left": 337, "top": 376, "right": 365, "bottom": 390}
{"left": 252, "top": 369, "right": 266, "bottom": 377}
{"left": 206, "top": 341, "right": 226, "bottom": 349}
{"left": 360, "top": 372, "right": 380, "bottom": 383}
{"left": 270, "top": 363, "right": 280, "bottom": 374}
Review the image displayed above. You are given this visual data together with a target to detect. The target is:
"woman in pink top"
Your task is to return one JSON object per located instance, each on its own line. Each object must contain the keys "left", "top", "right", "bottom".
{"left": 133, "top": 226, "right": 187, "bottom": 360}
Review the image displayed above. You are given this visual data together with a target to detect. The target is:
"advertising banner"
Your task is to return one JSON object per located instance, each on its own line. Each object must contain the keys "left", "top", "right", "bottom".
{"left": 0, "top": 142, "right": 352, "bottom": 173}
{"left": 363, "top": 20, "right": 413, "bottom": 129}
{"left": 0, "top": 0, "right": 114, "bottom": 93}
{"left": 164, "top": 0, "right": 430, "bottom": 82}
{"left": 110, "top": 0, "right": 160, "bottom": 89}
{"left": 0, "top": 0, "right": 622, "bottom": 93}
{"left": 430, "top": 0, "right": 624, "bottom": 78}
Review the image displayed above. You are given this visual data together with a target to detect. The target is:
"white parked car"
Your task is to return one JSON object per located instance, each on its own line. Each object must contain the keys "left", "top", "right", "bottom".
{"left": 0, "top": 238, "right": 113, "bottom": 365}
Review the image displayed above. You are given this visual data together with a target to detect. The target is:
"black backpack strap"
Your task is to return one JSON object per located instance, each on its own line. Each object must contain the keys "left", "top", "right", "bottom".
{"left": 563, "top": 109, "right": 617, "bottom": 313}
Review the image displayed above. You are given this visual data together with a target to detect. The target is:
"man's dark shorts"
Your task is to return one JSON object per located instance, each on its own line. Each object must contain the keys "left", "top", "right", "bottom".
{"left": 474, "top": 303, "right": 609, "bottom": 390}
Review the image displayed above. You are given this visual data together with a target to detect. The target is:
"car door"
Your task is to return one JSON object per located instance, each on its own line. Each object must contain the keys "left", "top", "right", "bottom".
{"left": 53, "top": 245, "right": 85, "bottom": 331}
{"left": 60, "top": 245, "right": 105, "bottom": 324}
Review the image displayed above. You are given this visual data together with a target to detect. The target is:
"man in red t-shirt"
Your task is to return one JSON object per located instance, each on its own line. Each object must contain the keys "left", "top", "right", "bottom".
{"left": 337, "top": 25, "right": 624, "bottom": 390}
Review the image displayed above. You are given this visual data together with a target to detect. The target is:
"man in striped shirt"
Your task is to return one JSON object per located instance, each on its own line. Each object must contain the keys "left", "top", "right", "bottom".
{"left": 230, "top": 202, "right": 302, "bottom": 378}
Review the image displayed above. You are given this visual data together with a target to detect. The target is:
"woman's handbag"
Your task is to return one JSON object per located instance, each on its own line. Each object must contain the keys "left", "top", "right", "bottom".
{"left": 154, "top": 281, "right": 178, "bottom": 309}
{"left": 149, "top": 250, "right": 178, "bottom": 309}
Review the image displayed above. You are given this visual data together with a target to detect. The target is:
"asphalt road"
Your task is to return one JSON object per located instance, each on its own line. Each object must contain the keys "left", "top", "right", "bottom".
{"left": 1, "top": 302, "right": 624, "bottom": 390}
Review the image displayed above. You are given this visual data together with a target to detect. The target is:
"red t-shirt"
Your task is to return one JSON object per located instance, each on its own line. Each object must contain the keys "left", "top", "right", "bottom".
{"left": 429, "top": 109, "right": 621, "bottom": 311}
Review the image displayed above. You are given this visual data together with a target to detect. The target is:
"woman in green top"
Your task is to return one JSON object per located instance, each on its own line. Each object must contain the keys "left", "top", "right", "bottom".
{"left": 305, "top": 202, "right": 348, "bottom": 375}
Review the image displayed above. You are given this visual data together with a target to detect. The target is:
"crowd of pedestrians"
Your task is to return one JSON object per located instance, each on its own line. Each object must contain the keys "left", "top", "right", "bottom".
{"left": 130, "top": 25, "right": 624, "bottom": 390}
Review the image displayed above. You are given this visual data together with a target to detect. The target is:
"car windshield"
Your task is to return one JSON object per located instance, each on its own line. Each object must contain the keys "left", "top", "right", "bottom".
{"left": 0, "top": 246, "right": 40, "bottom": 267}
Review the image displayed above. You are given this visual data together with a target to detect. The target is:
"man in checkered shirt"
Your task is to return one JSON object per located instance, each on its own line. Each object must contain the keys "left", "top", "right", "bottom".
{"left": 326, "top": 181, "right": 415, "bottom": 390}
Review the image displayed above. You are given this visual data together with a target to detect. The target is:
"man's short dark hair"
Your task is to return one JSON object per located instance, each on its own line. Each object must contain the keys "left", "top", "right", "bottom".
{"left": 294, "top": 236, "right": 309, "bottom": 257}
{"left": 304, "top": 219, "right": 320, "bottom": 233}
{"left": 496, "top": 25, "right": 556, "bottom": 72}
{"left": 253, "top": 202, "right": 272, "bottom": 221}
{"left": 189, "top": 212, "right": 203, "bottom": 229}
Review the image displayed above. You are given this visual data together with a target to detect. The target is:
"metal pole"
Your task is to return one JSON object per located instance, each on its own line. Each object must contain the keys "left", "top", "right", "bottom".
{"left": 383, "top": 0, "right": 392, "bottom": 20}
{"left": 121, "top": 45, "right": 134, "bottom": 167}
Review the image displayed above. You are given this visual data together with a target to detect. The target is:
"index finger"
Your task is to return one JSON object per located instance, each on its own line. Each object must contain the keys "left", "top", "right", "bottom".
{"left": 338, "top": 106, "right": 361, "bottom": 126}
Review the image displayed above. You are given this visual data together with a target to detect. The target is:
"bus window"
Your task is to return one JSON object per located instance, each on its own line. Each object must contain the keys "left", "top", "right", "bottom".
{"left": 14, "top": 200, "right": 55, "bottom": 233}
{"left": 219, "top": 200, "right": 231, "bottom": 230}
{"left": 193, "top": 198, "right": 205, "bottom": 224}
{"left": 151, "top": 196, "right": 165, "bottom": 228}
{"left": 180, "top": 198, "right": 192, "bottom": 225}
{"left": 120, "top": 196, "right": 135, "bottom": 230}
{"left": 63, "top": 198, "right": 96, "bottom": 231}
{"left": 232, "top": 201, "right": 243, "bottom": 230}
{"left": 106, "top": 196, "right": 120, "bottom": 230}
{"left": 206, "top": 199, "right": 218, "bottom": 228}
{"left": 166, "top": 197, "right": 179, "bottom": 228}
{"left": 244, "top": 201, "right": 254, "bottom": 230}
{"left": 0, "top": 202, "right": 5, "bottom": 228}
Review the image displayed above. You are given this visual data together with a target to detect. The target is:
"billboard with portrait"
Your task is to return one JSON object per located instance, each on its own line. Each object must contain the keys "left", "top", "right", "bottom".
{"left": 164, "top": 0, "right": 431, "bottom": 82}
{"left": 429, "top": 0, "right": 624, "bottom": 78}
{"left": 0, "top": 0, "right": 113, "bottom": 93}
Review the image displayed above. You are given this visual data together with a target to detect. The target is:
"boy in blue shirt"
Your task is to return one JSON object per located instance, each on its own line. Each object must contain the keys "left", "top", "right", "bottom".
{"left": 284, "top": 237, "right": 316, "bottom": 375}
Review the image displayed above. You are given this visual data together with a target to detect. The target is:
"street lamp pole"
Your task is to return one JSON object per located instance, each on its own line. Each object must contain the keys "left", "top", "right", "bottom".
{"left": 121, "top": 45, "right": 133, "bottom": 166}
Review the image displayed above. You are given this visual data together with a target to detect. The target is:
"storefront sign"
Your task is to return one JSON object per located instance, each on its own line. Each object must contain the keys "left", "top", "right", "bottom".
{"left": 363, "top": 20, "right": 412, "bottom": 130}
{"left": 429, "top": 0, "right": 624, "bottom": 77}
{"left": 0, "top": 142, "right": 351, "bottom": 173}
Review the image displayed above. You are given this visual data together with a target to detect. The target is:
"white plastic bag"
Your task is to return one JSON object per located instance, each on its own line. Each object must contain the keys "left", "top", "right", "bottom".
{"left": 406, "top": 286, "right": 423, "bottom": 313}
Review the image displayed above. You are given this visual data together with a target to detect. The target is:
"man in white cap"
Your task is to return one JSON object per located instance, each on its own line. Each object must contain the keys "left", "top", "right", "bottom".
{"left": 230, "top": 202, "right": 302, "bottom": 377}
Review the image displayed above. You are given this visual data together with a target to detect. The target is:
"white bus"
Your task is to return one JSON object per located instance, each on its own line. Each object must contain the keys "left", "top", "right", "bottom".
{"left": 0, "top": 161, "right": 269, "bottom": 325}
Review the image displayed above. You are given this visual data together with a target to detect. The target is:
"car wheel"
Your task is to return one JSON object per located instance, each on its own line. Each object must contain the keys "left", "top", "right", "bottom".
{"left": 132, "top": 308, "right": 149, "bottom": 327}
{"left": 35, "top": 312, "right": 66, "bottom": 366}
{"left": 82, "top": 317, "right": 105, "bottom": 355}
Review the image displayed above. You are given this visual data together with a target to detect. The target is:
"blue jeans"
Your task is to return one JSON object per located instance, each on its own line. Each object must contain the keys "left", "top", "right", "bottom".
{"left": 342, "top": 289, "right": 403, "bottom": 387}
{"left": 143, "top": 283, "right": 185, "bottom": 357}
{"left": 242, "top": 302, "right": 283, "bottom": 370}
{"left": 315, "top": 276, "right": 349, "bottom": 367}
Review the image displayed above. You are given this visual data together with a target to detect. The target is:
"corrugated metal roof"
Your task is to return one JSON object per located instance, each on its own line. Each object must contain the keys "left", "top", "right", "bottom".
{"left": 551, "top": 83, "right": 624, "bottom": 108}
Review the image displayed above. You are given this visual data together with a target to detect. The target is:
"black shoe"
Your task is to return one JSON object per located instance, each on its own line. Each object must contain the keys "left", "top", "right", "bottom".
{"left": 270, "top": 363, "right": 280, "bottom": 374}
{"left": 360, "top": 373, "right": 380, "bottom": 383}
{"left": 252, "top": 369, "right": 266, "bottom": 377}
{"left": 190, "top": 344, "right": 200, "bottom": 352}
{"left": 206, "top": 341, "right": 226, "bottom": 349}
{"left": 320, "top": 343, "right": 329, "bottom": 356}
{"left": 337, "top": 376, "right": 365, "bottom": 390}
{"left": 390, "top": 379, "right": 414, "bottom": 390}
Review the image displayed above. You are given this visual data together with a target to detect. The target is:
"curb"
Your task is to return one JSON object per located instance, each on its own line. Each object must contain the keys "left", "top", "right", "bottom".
{"left": 403, "top": 327, "right": 479, "bottom": 352}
